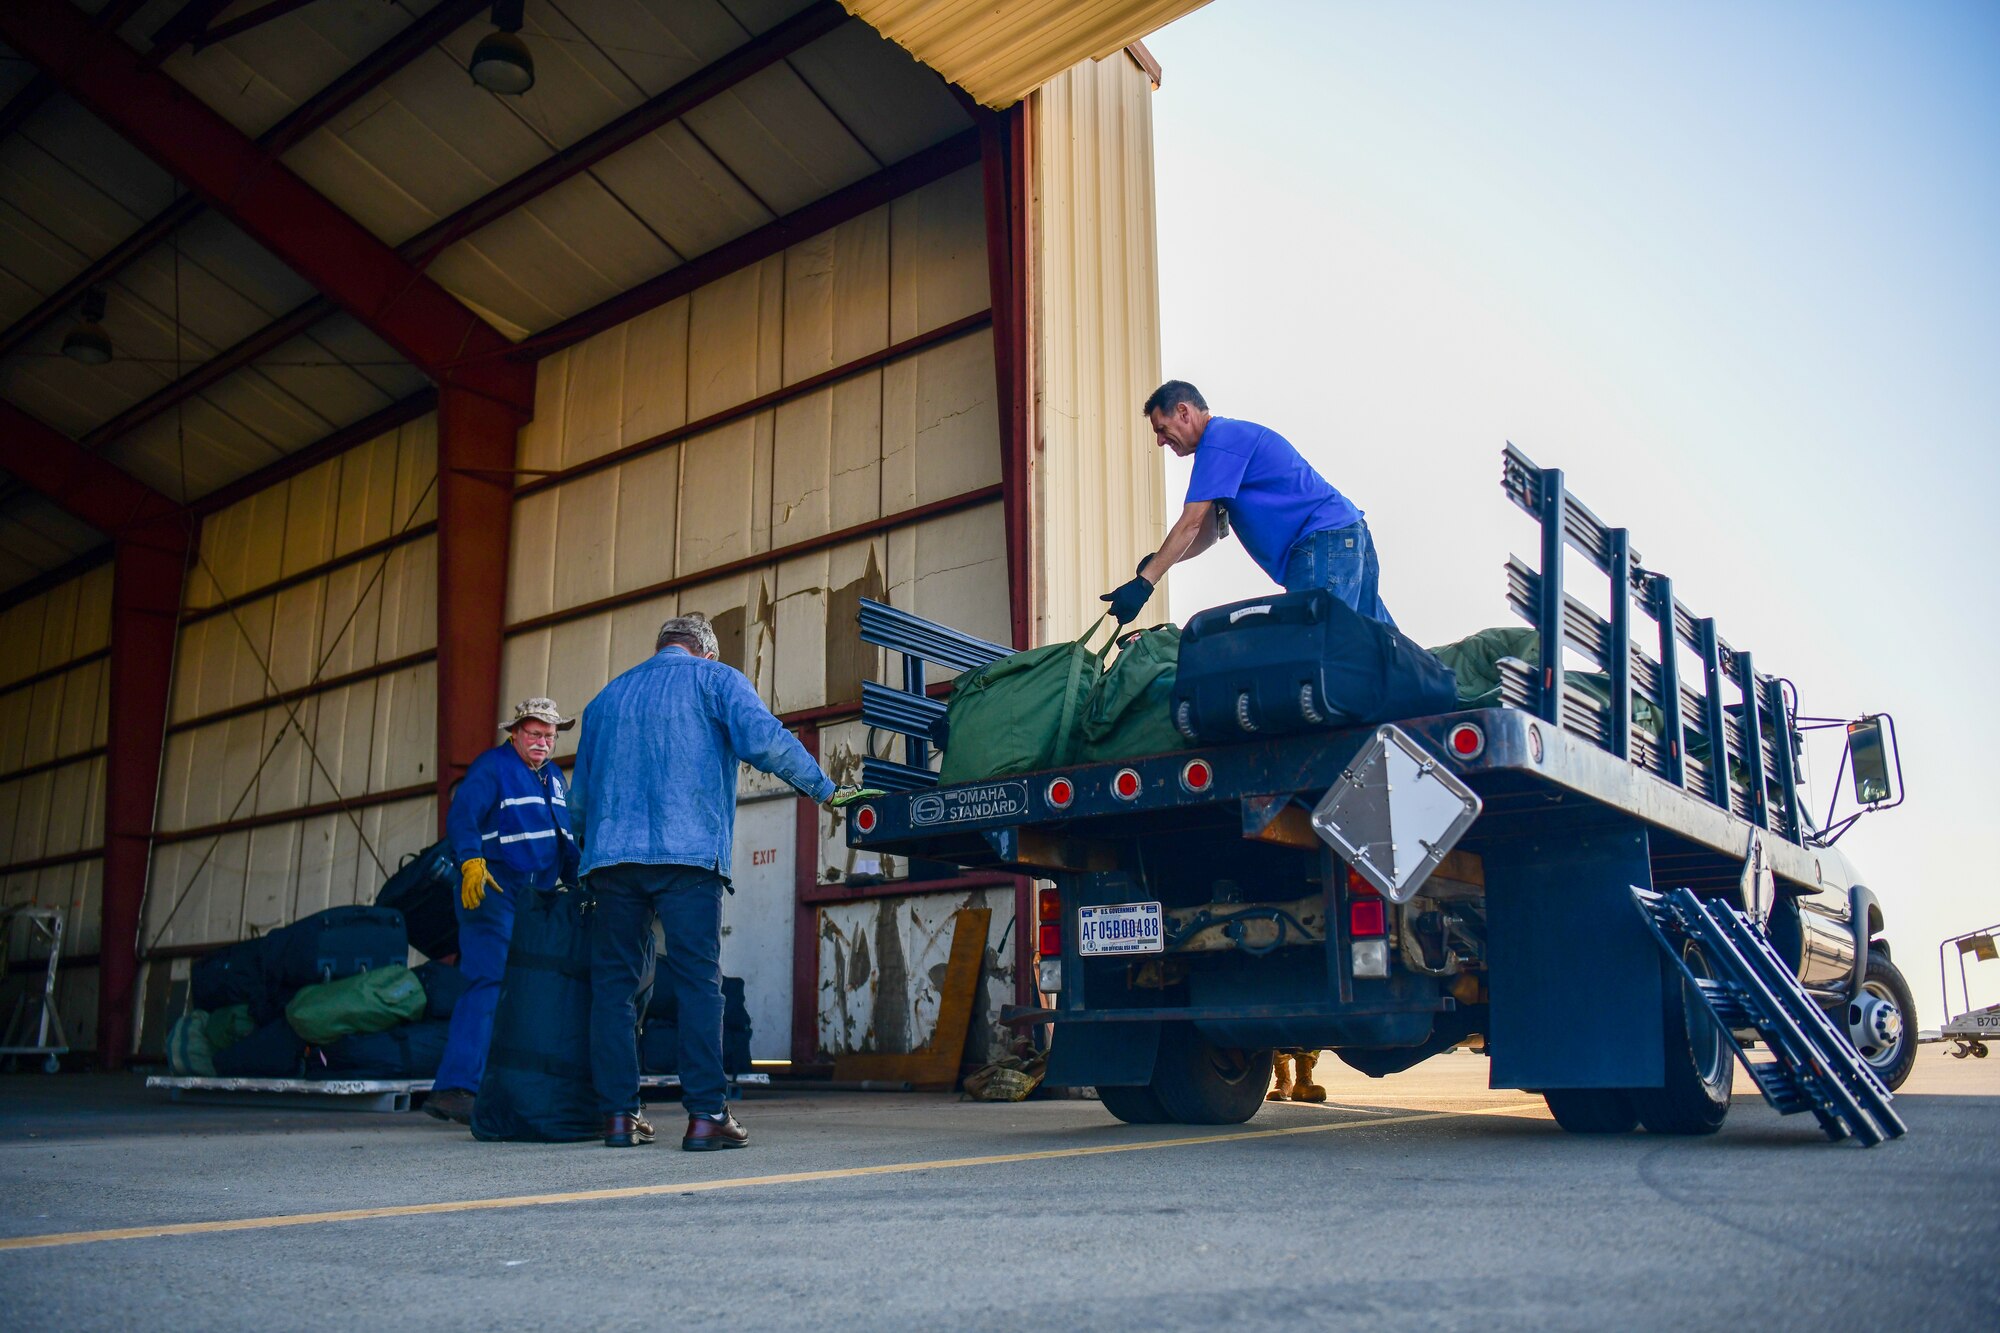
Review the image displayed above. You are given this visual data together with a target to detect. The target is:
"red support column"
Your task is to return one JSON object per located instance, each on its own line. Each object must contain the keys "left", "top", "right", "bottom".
{"left": 433, "top": 386, "right": 527, "bottom": 820}
{"left": 99, "top": 518, "right": 191, "bottom": 1068}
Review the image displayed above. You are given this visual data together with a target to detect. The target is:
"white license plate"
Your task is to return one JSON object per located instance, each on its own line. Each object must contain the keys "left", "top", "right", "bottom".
{"left": 1077, "top": 901, "right": 1164, "bottom": 956}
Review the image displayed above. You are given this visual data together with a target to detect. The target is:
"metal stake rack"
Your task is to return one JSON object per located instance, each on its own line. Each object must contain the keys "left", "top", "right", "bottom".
{"left": 0, "top": 906, "right": 70, "bottom": 1073}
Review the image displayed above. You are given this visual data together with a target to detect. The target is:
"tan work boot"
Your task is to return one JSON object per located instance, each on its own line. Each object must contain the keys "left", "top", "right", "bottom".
{"left": 1268, "top": 1051, "right": 1296, "bottom": 1101}
{"left": 1289, "top": 1050, "right": 1327, "bottom": 1103}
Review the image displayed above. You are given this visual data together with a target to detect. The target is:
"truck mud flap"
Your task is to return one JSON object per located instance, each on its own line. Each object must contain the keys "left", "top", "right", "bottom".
{"left": 1043, "top": 1021, "right": 1161, "bottom": 1088}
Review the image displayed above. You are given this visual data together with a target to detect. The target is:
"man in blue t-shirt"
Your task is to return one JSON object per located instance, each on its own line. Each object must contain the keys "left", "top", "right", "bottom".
{"left": 1101, "top": 380, "right": 1395, "bottom": 627}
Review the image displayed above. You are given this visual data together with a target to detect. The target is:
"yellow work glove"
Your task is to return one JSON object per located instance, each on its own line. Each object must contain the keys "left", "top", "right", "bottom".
{"left": 460, "top": 857, "right": 502, "bottom": 911}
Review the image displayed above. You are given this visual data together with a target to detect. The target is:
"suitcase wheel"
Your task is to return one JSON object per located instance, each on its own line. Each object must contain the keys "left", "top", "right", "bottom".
{"left": 1174, "top": 699, "right": 1200, "bottom": 742}
{"left": 1298, "top": 682, "right": 1325, "bottom": 726}
{"left": 1235, "top": 691, "right": 1259, "bottom": 734}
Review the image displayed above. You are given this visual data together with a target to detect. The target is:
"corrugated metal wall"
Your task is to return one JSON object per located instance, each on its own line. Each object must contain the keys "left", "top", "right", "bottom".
{"left": 143, "top": 415, "right": 441, "bottom": 965}
{"left": 1032, "top": 53, "right": 1167, "bottom": 643}
{"left": 0, "top": 563, "right": 112, "bottom": 1048}
{"left": 500, "top": 165, "right": 1012, "bottom": 1060}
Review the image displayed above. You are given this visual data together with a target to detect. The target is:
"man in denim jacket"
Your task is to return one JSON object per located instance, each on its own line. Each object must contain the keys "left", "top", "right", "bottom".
{"left": 570, "top": 613, "right": 873, "bottom": 1149}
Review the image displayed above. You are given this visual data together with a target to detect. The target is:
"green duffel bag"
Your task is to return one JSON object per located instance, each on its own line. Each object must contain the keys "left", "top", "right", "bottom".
{"left": 936, "top": 617, "right": 1114, "bottom": 785}
{"left": 167, "top": 1010, "right": 215, "bottom": 1076}
{"left": 204, "top": 1003, "right": 256, "bottom": 1054}
{"left": 1075, "top": 623, "right": 1188, "bottom": 764}
{"left": 1429, "top": 626, "right": 1540, "bottom": 707}
{"left": 284, "top": 963, "right": 426, "bottom": 1045}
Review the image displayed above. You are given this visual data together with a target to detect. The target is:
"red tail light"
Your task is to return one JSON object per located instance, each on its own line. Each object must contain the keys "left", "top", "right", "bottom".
{"left": 1180, "top": 758, "right": 1213, "bottom": 792}
{"left": 1045, "top": 777, "right": 1074, "bottom": 809}
{"left": 1447, "top": 722, "right": 1485, "bottom": 760}
{"left": 1037, "top": 886, "right": 1062, "bottom": 957}
{"left": 1349, "top": 898, "right": 1386, "bottom": 938}
{"left": 1348, "top": 867, "right": 1376, "bottom": 897}
{"left": 1112, "top": 768, "right": 1142, "bottom": 801}
{"left": 853, "top": 804, "right": 878, "bottom": 834}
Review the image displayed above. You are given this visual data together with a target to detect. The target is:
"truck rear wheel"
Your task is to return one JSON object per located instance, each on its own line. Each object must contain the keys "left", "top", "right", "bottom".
{"left": 1150, "top": 1025, "right": 1271, "bottom": 1124}
{"left": 1632, "top": 939, "right": 1733, "bottom": 1136}
{"left": 1543, "top": 1088, "right": 1637, "bottom": 1133}
{"left": 1095, "top": 1084, "right": 1172, "bottom": 1124}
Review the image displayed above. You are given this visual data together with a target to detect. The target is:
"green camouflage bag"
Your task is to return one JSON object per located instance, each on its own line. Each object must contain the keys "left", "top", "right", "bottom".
{"left": 1075, "top": 623, "right": 1187, "bottom": 764}
{"left": 937, "top": 618, "right": 1113, "bottom": 785}
{"left": 284, "top": 964, "right": 426, "bottom": 1045}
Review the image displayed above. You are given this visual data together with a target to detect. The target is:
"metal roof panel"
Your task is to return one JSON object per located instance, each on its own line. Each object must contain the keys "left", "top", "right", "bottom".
{"left": 680, "top": 63, "right": 878, "bottom": 215}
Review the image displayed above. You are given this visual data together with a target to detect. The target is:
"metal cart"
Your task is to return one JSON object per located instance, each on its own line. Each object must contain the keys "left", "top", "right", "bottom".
{"left": 0, "top": 905, "right": 70, "bottom": 1073}
{"left": 1935, "top": 923, "right": 1999, "bottom": 1058}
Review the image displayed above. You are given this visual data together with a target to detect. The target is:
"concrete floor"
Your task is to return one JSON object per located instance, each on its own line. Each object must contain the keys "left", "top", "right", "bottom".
{"left": 2, "top": 1048, "right": 1995, "bottom": 1331}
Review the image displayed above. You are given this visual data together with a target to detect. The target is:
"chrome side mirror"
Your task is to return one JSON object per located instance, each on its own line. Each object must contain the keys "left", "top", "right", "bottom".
{"left": 1847, "top": 715, "right": 1898, "bottom": 808}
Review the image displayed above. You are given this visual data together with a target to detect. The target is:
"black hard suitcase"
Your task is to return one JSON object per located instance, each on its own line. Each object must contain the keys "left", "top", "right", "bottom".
{"left": 375, "top": 838, "right": 460, "bottom": 960}
{"left": 264, "top": 905, "right": 409, "bottom": 993}
{"left": 1172, "top": 588, "right": 1457, "bottom": 742}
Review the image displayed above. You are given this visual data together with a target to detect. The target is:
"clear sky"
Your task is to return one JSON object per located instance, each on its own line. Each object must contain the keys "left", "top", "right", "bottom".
{"left": 1143, "top": 0, "right": 2000, "bottom": 1025}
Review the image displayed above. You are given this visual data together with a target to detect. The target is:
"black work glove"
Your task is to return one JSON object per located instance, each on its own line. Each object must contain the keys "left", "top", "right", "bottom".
{"left": 1101, "top": 575, "right": 1154, "bottom": 625}
{"left": 1136, "top": 554, "right": 1156, "bottom": 579}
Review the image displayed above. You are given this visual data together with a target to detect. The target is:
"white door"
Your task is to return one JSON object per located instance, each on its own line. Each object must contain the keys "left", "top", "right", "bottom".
{"left": 722, "top": 793, "right": 797, "bottom": 1061}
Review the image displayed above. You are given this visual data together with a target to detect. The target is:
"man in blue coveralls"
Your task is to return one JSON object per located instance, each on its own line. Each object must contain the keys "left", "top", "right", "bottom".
{"left": 423, "top": 697, "right": 579, "bottom": 1125}
{"left": 570, "top": 613, "right": 876, "bottom": 1150}
{"left": 1100, "top": 380, "right": 1395, "bottom": 627}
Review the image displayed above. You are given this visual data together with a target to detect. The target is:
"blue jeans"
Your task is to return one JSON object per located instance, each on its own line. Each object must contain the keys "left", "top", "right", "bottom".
{"left": 1283, "top": 521, "right": 1395, "bottom": 627}
{"left": 433, "top": 888, "right": 516, "bottom": 1093}
{"left": 588, "top": 862, "right": 727, "bottom": 1118}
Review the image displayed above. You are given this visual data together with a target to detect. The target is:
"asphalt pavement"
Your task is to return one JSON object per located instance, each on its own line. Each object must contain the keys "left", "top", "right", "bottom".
{"left": 2, "top": 1048, "right": 1994, "bottom": 1331}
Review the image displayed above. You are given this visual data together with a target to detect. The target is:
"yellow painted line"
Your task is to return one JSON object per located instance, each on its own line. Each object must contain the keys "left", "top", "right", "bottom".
{"left": 0, "top": 1101, "right": 1543, "bottom": 1253}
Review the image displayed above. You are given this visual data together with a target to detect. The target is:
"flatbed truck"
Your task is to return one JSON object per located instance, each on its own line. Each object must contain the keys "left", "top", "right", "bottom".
{"left": 844, "top": 446, "right": 1913, "bottom": 1135}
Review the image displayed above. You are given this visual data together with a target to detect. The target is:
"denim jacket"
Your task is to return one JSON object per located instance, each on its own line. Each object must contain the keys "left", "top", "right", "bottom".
{"left": 569, "top": 647, "right": 835, "bottom": 879}
{"left": 444, "top": 743, "right": 578, "bottom": 890}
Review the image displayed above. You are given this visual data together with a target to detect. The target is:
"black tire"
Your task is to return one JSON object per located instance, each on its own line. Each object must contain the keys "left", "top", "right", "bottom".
{"left": 1096, "top": 1084, "right": 1173, "bottom": 1124}
{"left": 1632, "top": 939, "right": 1733, "bottom": 1135}
{"left": 1543, "top": 1088, "right": 1638, "bottom": 1133}
{"left": 1149, "top": 1024, "right": 1271, "bottom": 1125}
{"left": 1848, "top": 948, "right": 1917, "bottom": 1091}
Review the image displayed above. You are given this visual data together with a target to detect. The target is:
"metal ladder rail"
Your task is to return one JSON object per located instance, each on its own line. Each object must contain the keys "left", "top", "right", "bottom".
{"left": 1697, "top": 893, "right": 1904, "bottom": 1138}
{"left": 855, "top": 598, "right": 1010, "bottom": 792}
{"left": 1634, "top": 888, "right": 1905, "bottom": 1145}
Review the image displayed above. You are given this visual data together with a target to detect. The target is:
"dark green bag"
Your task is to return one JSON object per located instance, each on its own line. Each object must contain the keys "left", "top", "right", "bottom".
{"left": 937, "top": 618, "right": 1114, "bottom": 785}
{"left": 284, "top": 964, "right": 426, "bottom": 1045}
{"left": 1076, "top": 624, "right": 1187, "bottom": 763}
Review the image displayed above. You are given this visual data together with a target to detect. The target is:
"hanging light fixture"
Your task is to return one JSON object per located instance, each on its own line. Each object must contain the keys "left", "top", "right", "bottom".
{"left": 470, "top": 0, "right": 535, "bottom": 95}
{"left": 62, "top": 288, "right": 112, "bottom": 366}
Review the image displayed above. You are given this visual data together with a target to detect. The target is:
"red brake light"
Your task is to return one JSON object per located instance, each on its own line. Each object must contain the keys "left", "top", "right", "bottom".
{"left": 1350, "top": 898, "right": 1386, "bottom": 938}
{"left": 1112, "top": 768, "right": 1142, "bottom": 801}
{"left": 1038, "top": 887, "right": 1061, "bottom": 922}
{"left": 1046, "top": 777, "right": 1074, "bottom": 809}
{"left": 1180, "top": 758, "right": 1212, "bottom": 792}
{"left": 1037, "top": 887, "right": 1062, "bottom": 957}
{"left": 1347, "top": 867, "right": 1378, "bottom": 897}
{"left": 1447, "top": 722, "right": 1485, "bottom": 760}
{"left": 853, "top": 804, "right": 877, "bottom": 834}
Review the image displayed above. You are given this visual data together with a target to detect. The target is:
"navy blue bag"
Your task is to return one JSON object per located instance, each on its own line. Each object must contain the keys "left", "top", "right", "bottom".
{"left": 212, "top": 1016, "right": 307, "bottom": 1078}
{"left": 472, "top": 890, "right": 654, "bottom": 1143}
{"left": 315, "top": 1020, "right": 450, "bottom": 1079}
{"left": 265, "top": 906, "right": 409, "bottom": 993}
{"left": 413, "top": 961, "right": 471, "bottom": 1020}
{"left": 641, "top": 976, "right": 753, "bottom": 1074}
{"left": 1172, "top": 588, "right": 1458, "bottom": 742}
{"left": 190, "top": 937, "right": 277, "bottom": 1019}
{"left": 375, "top": 838, "right": 460, "bottom": 961}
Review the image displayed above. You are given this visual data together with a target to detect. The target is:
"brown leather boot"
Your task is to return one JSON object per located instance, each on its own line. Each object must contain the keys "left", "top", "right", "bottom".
{"left": 682, "top": 1112, "right": 749, "bottom": 1152}
{"left": 1290, "top": 1050, "right": 1327, "bottom": 1103}
{"left": 602, "top": 1112, "right": 655, "bottom": 1147}
{"left": 424, "top": 1088, "right": 475, "bottom": 1125}
{"left": 1268, "top": 1052, "right": 1295, "bottom": 1101}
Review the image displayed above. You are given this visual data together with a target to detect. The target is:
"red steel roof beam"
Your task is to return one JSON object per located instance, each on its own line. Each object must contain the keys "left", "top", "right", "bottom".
{"left": 0, "top": 0, "right": 490, "bottom": 364}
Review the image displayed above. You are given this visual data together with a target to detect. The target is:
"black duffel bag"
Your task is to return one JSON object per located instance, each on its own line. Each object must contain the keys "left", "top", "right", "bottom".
{"left": 212, "top": 1015, "right": 307, "bottom": 1078}
{"left": 413, "top": 960, "right": 471, "bottom": 1020}
{"left": 1172, "top": 588, "right": 1458, "bottom": 742}
{"left": 642, "top": 975, "right": 753, "bottom": 1074}
{"left": 190, "top": 936, "right": 278, "bottom": 1021}
{"left": 376, "top": 838, "right": 460, "bottom": 961}
{"left": 472, "top": 890, "right": 654, "bottom": 1142}
{"left": 264, "top": 905, "right": 409, "bottom": 994}
{"left": 315, "top": 1020, "right": 450, "bottom": 1080}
